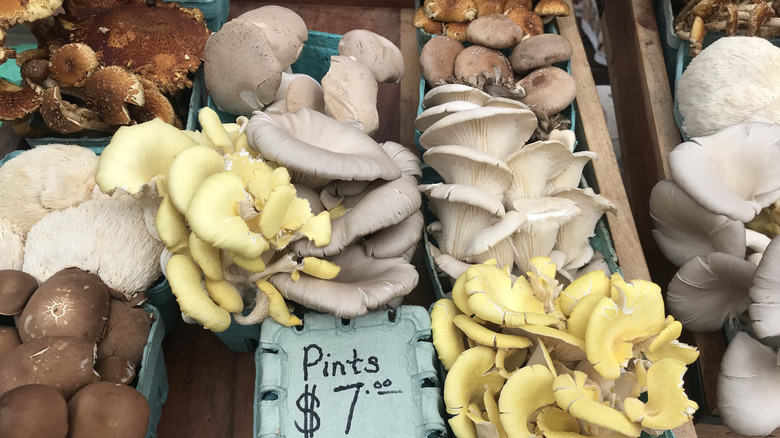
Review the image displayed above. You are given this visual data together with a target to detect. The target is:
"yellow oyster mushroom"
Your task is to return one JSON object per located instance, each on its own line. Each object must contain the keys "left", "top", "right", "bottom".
{"left": 498, "top": 364, "right": 556, "bottom": 438}
{"left": 623, "top": 358, "right": 698, "bottom": 432}
{"left": 482, "top": 386, "right": 506, "bottom": 438}
{"left": 586, "top": 278, "right": 666, "bottom": 379}
{"left": 431, "top": 299, "right": 467, "bottom": 371}
{"left": 256, "top": 279, "right": 301, "bottom": 327}
{"left": 513, "top": 325, "right": 586, "bottom": 365}
{"left": 186, "top": 171, "right": 270, "bottom": 260}
{"left": 198, "top": 106, "right": 234, "bottom": 155}
{"left": 167, "top": 145, "right": 224, "bottom": 215}
{"left": 566, "top": 294, "right": 605, "bottom": 341}
{"left": 156, "top": 194, "right": 190, "bottom": 255}
{"left": 166, "top": 254, "right": 230, "bottom": 332}
{"left": 444, "top": 346, "right": 506, "bottom": 438}
{"left": 553, "top": 371, "right": 642, "bottom": 437}
{"left": 97, "top": 118, "right": 197, "bottom": 196}
{"left": 555, "top": 270, "right": 611, "bottom": 317}
{"left": 454, "top": 314, "right": 532, "bottom": 350}
{"left": 495, "top": 347, "right": 529, "bottom": 379}
{"left": 298, "top": 256, "right": 341, "bottom": 280}
{"left": 259, "top": 185, "right": 331, "bottom": 249}
{"left": 204, "top": 277, "right": 244, "bottom": 314}
{"left": 536, "top": 406, "right": 585, "bottom": 438}
{"left": 641, "top": 316, "right": 700, "bottom": 365}
{"left": 223, "top": 151, "right": 276, "bottom": 189}
{"left": 189, "top": 233, "right": 223, "bottom": 281}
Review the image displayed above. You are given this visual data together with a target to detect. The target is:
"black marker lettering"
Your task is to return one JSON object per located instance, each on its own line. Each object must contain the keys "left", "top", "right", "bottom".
{"left": 302, "top": 344, "right": 323, "bottom": 382}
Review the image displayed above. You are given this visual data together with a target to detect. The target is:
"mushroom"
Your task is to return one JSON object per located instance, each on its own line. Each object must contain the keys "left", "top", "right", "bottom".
{"left": 534, "top": 0, "right": 571, "bottom": 17}
{"left": 415, "top": 101, "right": 481, "bottom": 132}
{"left": 667, "top": 252, "right": 755, "bottom": 332}
{"left": 49, "top": 42, "right": 98, "bottom": 88}
{"left": 453, "top": 45, "right": 514, "bottom": 83}
{"left": 418, "top": 106, "right": 537, "bottom": 159}
{"left": 0, "top": 78, "right": 43, "bottom": 127}
{"left": 422, "top": 83, "right": 491, "bottom": 108}
{"left": 517, "top": 66, "right": 577, "bottom": 118}
{"left": 422, "top": 144, "right": 513, "bottom": 200}
{"left": 0, "top": 270, "right": 38, "bottom": 316}
{"left": 268, "top": 245, "right": 418, "bottom": 318}
{"left": 0, "top": 327, "right": 20, "bottom": 356}
{"left": 0, "top": 219, "right": 25, "bottom": 270}
{"left": 420, "top": 36, "right": 464, "bottom": 86}
{"left": 236, "top": 5, "right": 308, "bottom": 70}
{"left": 466, "top": 14, "right": 524, "bottom": 49}
{"left": 274, "top": 74, "right": 325, "bottom": 114}
{"left": 413, "top": 6, "right": 443, "bottom": 35}
{"left": 749, "top": 235, "right": 780, "bottom": 339}
{"left": 128, "top": 78, "right": 181, "bottom": 128}
{"left": 667, "top": 122, "right": 780, "bottom": 223}
{"left": 650, "top": 179, "right": 749, "bottom": 266}
{"left": 464, "top": 210, "right": 526, "bottom": 268}
{"left": 0, "top": 145, "right": 98, "bottom": 234}
{"left": 676, "top": 36, "right": 780, "bottom": 138}
{"left": 84, "top": 66, "right": 145, "bottom": 125}
{"left": 18, "top": 268, "right": 110, "bottom": 343}
{"left": 423, "top": 0, "right": 478, "bottom": 22}
{"left": 0, "top": 384, "right": 68, "bottom": 438}
{"left": 717, "top": 331, "right": 780, "bottom": 436}
{"left": 498, "top": 364, "right": 556, "bottom": 438}
{"left": 338, "top": 29, "right": 405, "bottom": 83}
{"left": 95, "top": 356, "right": 136, "bottom": 385}
{"left": 546, "top": 151, "right": 598, "bottom": 193}
{"left": 553, "top": 187, "right": 616, "bottom": 270}
{"left": 0, "top": 0, "right": 62, "bottom": 28}
{"left": 97, "top": 299, "right": 154, "bottom": 366}
{"left": 204, "top": 18, "right": 283, "bottom": 115}
{"left": 503, "top": 7, "right": 544, "bottom": 36}
{"left": 504, "top": 139, "right": 575, "bottom": 201}
{"left": 430, "top": 298, "right": 468, "bottom": 371}
{"left": 509, "top": 33, "right": 573, "bottom": 74}
{"left": 165, "top": 145, "right": 225, "bottom": 215}
{"left": 321, "top": 55, "right": 380, "bottom": 134}
{"left": 40, "top": 86, "right": 111, "bottom": 134}
{"left": 245, "top": 108, "right": 401, "bottom": 189}
{"left": 510, "top": 197, "right": 581, "bottom": 274}
{"left": 67, "top": 382, "right": 150, "bottom": 438}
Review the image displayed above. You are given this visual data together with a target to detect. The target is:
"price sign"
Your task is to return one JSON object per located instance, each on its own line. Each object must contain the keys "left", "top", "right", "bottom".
{"left": 255, "top": 306, "right": 446, "bottom": 438}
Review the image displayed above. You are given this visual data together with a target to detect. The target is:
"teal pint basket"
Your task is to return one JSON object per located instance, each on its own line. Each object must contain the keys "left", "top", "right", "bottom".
{"left": 167, "top": 0, "right": 230, "bottom": 32}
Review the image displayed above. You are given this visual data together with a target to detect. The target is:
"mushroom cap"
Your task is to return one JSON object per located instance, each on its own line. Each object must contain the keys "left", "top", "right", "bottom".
{"left": 518, "top": 66, "right": 576, "bottom": 117}
{"left": 423, "top": 0, "right": 478, "bottom": 22}
{"left": 95, "top": 356, "right": 136, "bottom": 385}
{"left": 413, "top": 6, "right": 443, "bottom": 35}
{"left": 205, "top": 18, "right": 283, "bottom": 115}
{"left": 40, "top": 86, "right": 110, "bottom": 134}
{"left": 245, "top": 108, "right": 401, "bottom": 188}
{"left": 19, "top": 57, "right": 50, "bottom": 85}
{"left": 84, "top": 66, "right": 145, "bottom": 125}
{"left": 453, "top": 45, "right": 514, "bottom": 82}
{"left": 510, "top": 196, "right": 581, "bottom": 273}
{"left": 430, "top": 298, "right": 467, "bottom": 371}
{"left": 750, "top": 236, "right": 780, "bottom": 339}
{"left": 510, "top": 33, "right": 572, "bottom": 73}
{"left": 269, "top": 245, "right": 418, "bottom": 318}
{"left": 71, "top": 2, "right": 210, "bottom": 94}
{"left": 463, "top": 210, "right": 525, "bottom": 267}
{"left": 0, "top": 0, "right": 62, "bottom": 28}
{"left": 497, "top": 363, "right": 555, "bottom": 438}
{"left": 668, "top": 252, "right": 755, "bottom": 332}
{"left": 97, "top": 299, "right": 153, "bottom": 366}
{"left": 422, "top": 144, "right": 513, "bottom": 200}
{"left": 237, "top": 5, "right": 308, "bottom": 70}
{"left": 363, "top": 210, "right": 425, "bottom": 259}
{"left": 677, "top": 36, "right": 780, "bottom": 138}
{"left": 419, "top": 106, "right": 537, "bottom": 159}
{"left": 443, "top": 21, "right": 469, "bottom": 43}
{"left": 0, "top": 327, "right": 21, "bottom": 356}
{"left": 68, "top": 382, "right": 150, "bottom": 438}
{"left": 338, "top": 29, "right": 405, "bottom": 83}
{"left": 415, "top": 100, "right": 481, "bottom": 132}
{"left": 534, "top": 0, "right": 571, "bottom": 16}
{"left": 0, "top": 78, "right": 42, "bottom": 121}
{"left": 504, "top": 139, "right": 575, "bottom": 200}
{"left": 0, "top": 270, "right": 38, "bottom": 316}
{"left": 503, "top": 7, "right": 544, "bottom": 36}
{"left": 668, "top": 122, "right": 780, "bottom": 223}
{"left": 49, "top": 42, "right": 98, "bottom": 88}
{"left": 420, "top": 36, "right": 464, "bottom": 86}
{"left": 650, "top": 179, "right": 747, "bottom": 266}
{"left": 284, "top": 75, "right": 325, "bottom": 114}
{"left": 321, "top": 55, "right": 380, "bottom": 134}
{"left": 466, "top": 14, "right": 524, "bottom": 49}
{"left": 422, "top": 83, "right": 490, "bottom": 109}
{"left": 0, "top": 384, "right": 68, "bottom": 438}
{"left": 553, "top": 187, "right": 616, "bottom": 270}
{"left": 128, "top": 78, "right": 181, "bottom": 128}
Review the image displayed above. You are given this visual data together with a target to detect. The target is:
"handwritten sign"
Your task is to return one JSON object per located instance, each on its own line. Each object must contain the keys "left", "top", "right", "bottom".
{"left": 255, "top": 306, "right": 447, "bottom": 438}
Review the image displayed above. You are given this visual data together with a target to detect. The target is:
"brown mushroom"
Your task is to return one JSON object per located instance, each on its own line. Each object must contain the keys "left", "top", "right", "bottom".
{"left": 475, "top": 0, "right": 506, "bottom": 16}
{"left": 49, "top": 43, "right": 98, "bottom": 88}
{"left": 128, "top": 78, "right": 181, "bottom": 128}
{"left": 84, "top": 66, "right": 145, "bottom": 125}
{"left": 0, "top": 384, "right": 68, "bottom": 438}
{"left": 424, "top": 0, "right": 478, "bottom": 22}
{"left": 444, "top": 21, "right": 470, "bottom": 42}
{"left": 504, "top": 0, "right": 532, "bottom": 10}
{"left": 18, "top": 267, "right": 110, "bottom": 343}
{"left": 95, "top": 356, "right": 136, "bottom": 385}
{"left": 40, "top": 86, "right": 112, "bottom": 134}
{"left": 421, "top": 35, "right": 465, "bottom": 86}
{"left": 0, "top": 0, "right": 62, "bottom": 28}
{"left": 454, "top": 45, "right": 514, "bottom": 82}
{"left": 510, "top": 33, "right": 572, "bottom": 73}
{"left": 97, "top": 299, "right": 153, "bottom": 366}
{"left": 518, "top": 66, "right": 576, "bottom": 117}
{"left": 467, "top": 14, "right": 524, "bottom": 49}
{"left": 19, "top": 58, "right": 51, "bottom": 85}
{"left": 0, "top": 327, "right": 21, "bottom": 356}
{"left": 68, "top": 382, "right": 150, "bottom": 438}
{"left": 534, "top": 0, "right": 571, "bottom": 17}
{"left": 0, "top": 79, "right": 43, "bottom": 122}
{"left": 413, "top": 6, "right": 444, "bottom": 35}
{"left": 0, "top": 270, "right": 38, "bottom": 316}
{"left": 504, "top": 7, "right": 544, "bottom": 36}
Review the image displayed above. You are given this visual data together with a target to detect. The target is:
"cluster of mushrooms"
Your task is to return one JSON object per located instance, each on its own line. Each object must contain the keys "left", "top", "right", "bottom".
{"left": 0, "top": 0, "right": 210, "bottom": 137}
{"left": 0, "top": 267, "right": 154, "bottom": 438}
{"left": 413, "top": 0, "right": 570, "bottom": 42}
{"left": 649, "top": 121, "right": 780, "bottom": 436}
{"left": 431, "top": 257, "right": 699, "bottom": 437}
{"left": 673, "top": 0, "right": 779, "bottom": 55}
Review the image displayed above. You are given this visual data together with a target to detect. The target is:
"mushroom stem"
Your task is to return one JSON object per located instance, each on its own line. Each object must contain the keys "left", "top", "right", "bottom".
{"left": 246, "top": 252, "right": 300, "bottom": 283}
{"left": 746, "top": 229, "right": 772, "bottom": 254}
{"left": 233, "top": 285, "right": 270, "bottom": 326}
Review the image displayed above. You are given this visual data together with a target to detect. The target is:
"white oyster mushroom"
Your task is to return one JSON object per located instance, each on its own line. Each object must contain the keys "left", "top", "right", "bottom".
{"left": 667, "top": 122, "right": 780, "bottom": 223}
{"left": 750, "top": 236, "right": 780, "bottom": 339}
{"left": 552, "top": 187, "right": 616, "bottom": 270}
{"left": 510, "top": 197, "right": 581, "bottom": 274}
{"left": 463, "top": 210, "right": 526, "bottom": 269}
{"left": 504, "top": 139, "right": 573, "bottom": 203}
{"left": 414, "top": 100, "right": 481, "bottom": 133}
{"left": 422, "top": 145, "right": 513, "bottom": 201}
{"left": 422, "top": 84, "right": 491, "bottom": 109}
{"left": 546, "top": 151, "right": 598, "bottom": 193}
{"left": 363, "top": 210, "right": 425, "bottom": 259}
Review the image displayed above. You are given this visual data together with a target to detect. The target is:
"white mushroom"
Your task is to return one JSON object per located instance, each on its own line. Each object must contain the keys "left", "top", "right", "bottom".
{"left": 510, "top": 197, "right": 581, "bottom": 274}
{"left": 463, "top": 210, "right": 526, "bottom": 269}
{"left": 337, "top": 29, "right": 405, "bottom": 84}
{"left": 750, "top": 236, "right": 780, "bottom": 340}
{"left": 321, "top": 55, "right": 380, "bottom": 135}
{"left": 552, "top": 187, "right": 616, "bottom": 270}
{"left": 236, "top": 5, "right": 308, "bottom": 70}
{"left": 414, "top": 100, "right": 481, "bottom": 133}
{"left": 422, "top": 145, "right": 513, "bottom": 201}
{"left": 0, "top": 217, "right": 24, "bottom": 270}
{"left": 422, "top": 84, "right": 491, "bottom": 109}
{"left": 504, "top": 139, "right": 574, "bottom": 203}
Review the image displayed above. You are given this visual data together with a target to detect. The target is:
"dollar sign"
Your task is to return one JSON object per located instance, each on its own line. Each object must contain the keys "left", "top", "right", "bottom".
{"left": 295, "top": 383, "right": 321, "bottom": 438}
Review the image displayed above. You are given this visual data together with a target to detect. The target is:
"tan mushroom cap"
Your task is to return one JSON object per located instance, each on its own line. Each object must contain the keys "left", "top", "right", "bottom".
{"left": 285, "top": 75, "right": 325, "bottom": 114}
{"left": 0, "top": 0, "right": 62, "bottom": 28}
{"left": 0, "top": 270, "right": 38, "bottom": 316}
{"left": 68, "top": 382, "right": 150, "bottom": 438}
{"left": 475, "top": 0, "right": 506, "bottom": 16}
{"left": 534, "top": 0, "right": 571, "bottom": 17}
{"left": 95, "top": 356, "right": 136, "bottom": 385}
{"left": 19, "top": 58, "right": 50, "bottom": 84}
{"left": 466, "top": 14, "right": 524, "bottom": 49}
{"left": 49, "top": 43, "right": 98, "bottom": 87}
{"left": 518, "top": 66, "right": 576, "bottom": 117}
{"left": 454, "top": 44, "right": 514, "bottom": 82}
{"left": 424, "top": 0, "right": 478, "bottom": 22}
{"left": 0, "top": 384, "right": 68, "bottom": 438}
{"left": 420, "top": 36, "right": 465, "bottom": 86}
{"left": 0, "top": 327, "right": 21, "bottom": 356}
{"left": 97, "top": 299, "right": 153, "bottom": 366}
{"left": 128, "top": 78, "right": 181, "bottom": 128}
{"left": 510, "top": 33, "right": 573, "bottom": 73}
{"left": 237, "top": 5, "right": 308, "bottom": 69}
{"left": 0, "top": 78, "right": 43, "bottom": 121}
{"left": 413, "top": 6, "right": 443, "bottom": 35}
{"left": 322, "top": 55, "right": 380, "bottom": 134}
{"left": 40, "top": 86, "right": 111, "bottom": 134}
{"left": 338, "top": 29, "right": 405, "bottom": 83}
{"left": 444, "top": 21, "right": 470, "bottom": 42}
{"left": 504, "top": 0, "right": 533, "bottom": 10}
{"left": 84, "top": 66, "right": 145, "bottom": 125}
{"left": 504, "top": 7, "right": 544, "bottom": 36}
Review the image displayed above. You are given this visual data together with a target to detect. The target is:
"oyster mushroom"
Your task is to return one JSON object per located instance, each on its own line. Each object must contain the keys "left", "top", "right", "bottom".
{"left": 422, "top": 145, "right": 513, "bottom": 200}
{"left": 338, "top": 29, "right": 405, "bottom": 84}
{"left": 322, "top": 55, "right": 380, "bottom": 134}
{"left": 422, "top": 83, "right": 491, "bottom": 108}
{"left": 504, "top": 139, "right": 575, "bottom": 201}
{"left": 498, "top": 364, "right": 556, "bottom": 438}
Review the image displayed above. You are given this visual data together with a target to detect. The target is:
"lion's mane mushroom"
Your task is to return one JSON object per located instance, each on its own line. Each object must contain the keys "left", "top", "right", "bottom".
{"left": 338, "top": 29, "right": 405, "bottom": 84}
{"left": 0, "top": 145, "right": 98, "bottom": 235}
{"left": 676, "top": 36, "right": 780, "bottom": 138}
{"left": 268, "top": 245, "right": 418, "bottom": 318}
{"left": 0, "top": 384, "right": 68, "bottom": 438}
{"left": 245, "top": 108, "right": 401, "bottom": 188}
{"left": 0, "top": 218, "right": 25, "bottom": 271}
{"left": 67, "top": 382, "right": 150, "bottom": 438}
{"left": 667, "top": 122, "right": 780, "bottom": 223}
{"left": 22, "top": 192, "right": 165, "bottom": 300}
{"left": 322, "top": 55, "right": 380, "bottom": 134}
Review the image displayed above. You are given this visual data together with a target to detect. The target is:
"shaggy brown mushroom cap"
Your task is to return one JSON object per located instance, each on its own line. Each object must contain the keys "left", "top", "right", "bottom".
{"left": 18, "top": 267, "right": 110, "bottom": 343}
{"left": 69, "top": 1, "right": 209, "bottom": 94}
{"left": 68, "top": 382, "right": 150, "bottom": 438}
{"left": 128, "top": 78, "right": 181, "bottom": 128}
{"left": 0, "top": 0, "right": 62, "bottom": 28}
{"left": 40, "top": 86, "right": 111, "bottom": 134}
{"left": 510, "top": 33, "right": 572, "bottom": 73}
{"left": 0, "top": 270, "right": 38, "bottom": 316}
{"left": 504, "top": 0, "right": 532, "bottom": 10}
{"left": 518, "top": 66, "right": 576, "bottom": 117}
{"left": 454, "top": 45, "right": 514, "bottom": 82}
{"left": 0, "top": 79, "right": 43, "bottom": 121}
{"left": 420, "top": 35, "right": 464, "bottom": 86}
{"left": 504, "top": 7, "right": 544, "bottom": 36}
{"left": 0, "top": 327, "right": 21, "bottom": 356}
{"left": 413, "top": 6, "right": 443, "bottom": 34}
{"left": 95, "top": 356, "right": 136, "bottom": 385}
{"left": 467, "top": 14, "right": 524, "bottom": 49}
{"left": 475, "top": 0, "right": 506, "bottom": 16}
{"left": 84, "top": 66, "right": 144, "bottom": 125}
{"left": 444, "top": 21, "right": 470, "bottom": 42}
{"left": 19, "top": 58, "right": 50, "bottom": 84}
{"left": 49, "top": 43, "right": 98, "bottom": 87}
{"left": 424, "top": 0, "right": 478, "bottom": 22}
{"left": 534, "top": 0, "right": 570, "bottom": 17}
{"left": 97, "top": 299, "right": 153, "bottom": 366}
{"left": 0, "top": 384, "right": 68, "bottom": 438}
